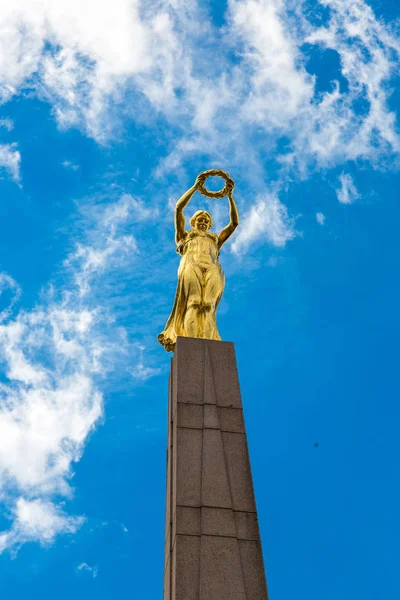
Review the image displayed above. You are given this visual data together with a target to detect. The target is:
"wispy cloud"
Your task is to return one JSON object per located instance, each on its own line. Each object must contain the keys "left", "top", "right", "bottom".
{"left": 0, "top": 118, "right": 13, "bottom": 131}
{"left": 0, "top": 274, "right": 21, "bottom": 321}
{"left": 0, "top": 499, "right": 84, "bottom": 553}
{"left": 131, "top": 343, "right": 161, "bottom": 381}
{"left": 0, "top": 192, "right": 159, "bottom": 554}
{"left": 0, "top": 143, "right": 21, "bottom": 182}
{"left": 62, "top": 160, "right": 80, "bottom": 171}
{"left": 316, "top": 212, "right": 325, "bottom": 225}
{"left": 231, "top": 192, "right": 297, "bottom": 255}
{"left": 0, "top": 0, "right": 397, "bottom": 162}
{"left": 336, "top": 173, "right": 360, "bottom": 204}
{"left": 304, "top": 0, "right": 400, "bottom": 164}
{"left": 76, "top": 562, "right": 98, "bottom": 578}
{"left": 0, "top": 0, "right": 398, "bottom": 248}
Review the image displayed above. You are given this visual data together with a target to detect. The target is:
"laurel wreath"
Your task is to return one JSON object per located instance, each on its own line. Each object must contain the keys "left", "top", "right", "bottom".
{"left": 197, "top": 169, "right": 235, "bottom": 199}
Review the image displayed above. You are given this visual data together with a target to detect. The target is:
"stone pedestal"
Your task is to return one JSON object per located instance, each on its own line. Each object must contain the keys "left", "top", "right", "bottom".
{"left": 164, "top": 337, "right": 268, "bottom": 600}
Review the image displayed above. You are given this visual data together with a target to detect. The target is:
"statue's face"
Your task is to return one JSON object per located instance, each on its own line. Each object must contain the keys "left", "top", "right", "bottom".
{"left": 194, "top": 214, "right": 211, "bottom": 232}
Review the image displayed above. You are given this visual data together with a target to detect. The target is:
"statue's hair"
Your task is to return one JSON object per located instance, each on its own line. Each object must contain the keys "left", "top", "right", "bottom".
{"left": 190, "top": 210, "right": 213, "bottom": 229}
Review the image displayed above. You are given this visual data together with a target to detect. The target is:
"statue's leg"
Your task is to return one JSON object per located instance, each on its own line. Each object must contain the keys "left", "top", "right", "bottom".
{"left": 203, "top": 266, "right": 225, "bottom": 339}
{"left": 182, "top": 263, "right": 203, "bottom": 337}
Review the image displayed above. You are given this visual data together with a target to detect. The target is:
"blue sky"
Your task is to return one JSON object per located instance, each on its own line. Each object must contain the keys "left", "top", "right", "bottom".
{"left": 0, "top": 0, "right": 399, "bottom": 598}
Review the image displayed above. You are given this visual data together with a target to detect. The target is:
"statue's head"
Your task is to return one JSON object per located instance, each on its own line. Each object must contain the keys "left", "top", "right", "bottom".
{"left": 190, "top": 210, "right": 213, "bottom": 232}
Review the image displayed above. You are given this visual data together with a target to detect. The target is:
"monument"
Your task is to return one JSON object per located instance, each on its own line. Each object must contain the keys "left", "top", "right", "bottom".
{"left": 159, "top": 170, "right": 269, "bottom": 599}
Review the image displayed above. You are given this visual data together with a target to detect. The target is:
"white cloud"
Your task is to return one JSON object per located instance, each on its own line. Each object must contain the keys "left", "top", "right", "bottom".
{"left": 64, "top": 194, "right": 149, "bottom": 297}
{"left": 0, "top": 192, "right": 158, "bottom": 554}
{"left": 336, "top": 173, "right": 360, "bottom": 204}
{"left": 62, "top": 160, "right": 80, "bottom": 171}
{"left": 0, "top": 499, "right": 84, "bottom": 552}
{"left": 70, "top": 236, "right": 138, "bottom": 297}
{"left": 104, "top": 193, "right": 156, "bottom": 226}
{"left": 231, "top": 192, "right": 297, "bottom": 254}
{"left": 303, "top": 0, "right": 400, "bottom": 165}
{"left": 228, "top": 0, "right": 400, "bottom": 171}
{"left": 156, "top": 0, "right": 400, "bottom": 249}
{"left": 0, "top": 118, "right": 13, "bottom": 131}
{"left": 0, "top": 0, "right": 397, "bottom": 162}
{"left": 131, "top": 343, "right": 161, "bottom": 381}
{"left": 230, "top": 0, "right": 314, "bottom": 128}
{"left": 0, "top": 0, "right": 398, "bottom": 247}
{"left": 316, "top": 212, "right": 325, "bottom": 225}
{"left": 0, "top": 143, "right": 21, "bottom": 182}
{"left": 0, "top": 0, "right": 150, "bottom": 140}
{"left": 76, "top": 562, "right": 98, "bottom": 578}
{"left": 0, "top": 273, "right": 21, "bottom": 322}
{"left": 0, "top": 299, "right": 105, "bottom": 551}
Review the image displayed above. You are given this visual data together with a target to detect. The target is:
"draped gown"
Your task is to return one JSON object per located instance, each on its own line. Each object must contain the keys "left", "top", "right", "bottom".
{"left": 158, "top": 229, "right": 225, "bottom": 352}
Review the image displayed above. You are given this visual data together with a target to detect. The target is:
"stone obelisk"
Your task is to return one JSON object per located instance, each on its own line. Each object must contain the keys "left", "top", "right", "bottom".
{"left": 164, "top": 336, "right": 268, "bottom": 599}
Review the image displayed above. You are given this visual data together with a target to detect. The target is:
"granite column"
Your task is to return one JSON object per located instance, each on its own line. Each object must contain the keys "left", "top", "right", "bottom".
{"left": 164, "top": 337, "right": 268, "bottom": 599}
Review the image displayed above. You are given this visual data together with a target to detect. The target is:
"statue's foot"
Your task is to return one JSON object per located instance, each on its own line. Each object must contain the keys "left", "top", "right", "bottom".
{"left": 165, "top": 341, "right": 175, "bottom": 352}
{"left": 158, "top": 332, "right": 175, "bottom": 352}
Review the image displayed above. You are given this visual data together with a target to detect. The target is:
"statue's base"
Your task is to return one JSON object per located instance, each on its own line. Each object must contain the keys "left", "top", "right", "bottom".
{"left": 164, "top": 337, "right": 268, "bottom": 599}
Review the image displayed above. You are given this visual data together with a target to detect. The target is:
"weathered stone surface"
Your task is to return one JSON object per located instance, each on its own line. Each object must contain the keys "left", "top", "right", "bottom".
{"left": 175, "top": 337, "right": 204, "bottom": 405}
{"left": 175, "top": 506, "right": 201, "bottom": 536}
{"left": 202, "top": 429, "right": 232, "bottom": 508}
{"left": 201, "top": 507, "right": 236, "bottom": 537}
{"left": 238, "top": 540, "right": 269, "bottom": 600}
{"left": 204, "top": 344, "right": 217, "bottom": 405}
{"left": 164, "top": 553, "right": 171, "bottom": 600}
{"left": 165, "top": 527, "right": 171, "bottom": 571}
{"left": 177, "top": 402, "right": 203, "bottom": 429}
{"left": 173, "top": 535, "right": 201, "bottom": 600}
{"left": 219, "top": 407, "right": 245, "bottom": 433}
{"left": 164, "top": 337, "right": 268, "bottom": 600}
{"left": 207, "top": 340, "right": 242, "bottom": 408}
{"left": 222, "top": 431, "right": 256, "bottom": 512}
{"left": 165, "top": 452, "right": 171, "bottom": 544}
{"left": 234, "top": 511, "right": 260, "bottom": 541}
{"left": 203, "top": 404, "right": 219, "bottom": 429}
{"left": 199, "top": 536, "right": 246, "bottom": 599}
{"left": 175, "top": 427, "right": 202, "bottom": 507}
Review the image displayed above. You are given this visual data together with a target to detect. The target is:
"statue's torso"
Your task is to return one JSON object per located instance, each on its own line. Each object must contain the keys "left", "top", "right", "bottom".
{"left": 178, "top": 230, "right": 220, "bottom": 270}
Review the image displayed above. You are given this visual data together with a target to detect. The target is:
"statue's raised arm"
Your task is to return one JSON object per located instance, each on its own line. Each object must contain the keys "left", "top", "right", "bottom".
{"left": 158, "top": 169, "right": 239, "bottom": 352}
{"left": 174, "top": 175, "right": 204, "bottom": 244}
{"left": 218, "top": 188, "right": 239, "bottom": 249}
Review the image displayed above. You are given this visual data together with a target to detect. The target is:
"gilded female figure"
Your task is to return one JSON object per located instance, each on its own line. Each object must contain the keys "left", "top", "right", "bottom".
{"left": 158, "top": 171, "right": 239, "bottom": 352}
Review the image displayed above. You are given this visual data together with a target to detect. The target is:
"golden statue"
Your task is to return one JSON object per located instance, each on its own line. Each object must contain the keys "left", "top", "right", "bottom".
{"left": 158, "top": 169, "right": 239, "bottom": 352}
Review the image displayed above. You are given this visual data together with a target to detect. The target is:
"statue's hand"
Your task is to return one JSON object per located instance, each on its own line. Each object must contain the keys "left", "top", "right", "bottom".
{"left": 226, "top": 177, "right": 235, "bottom": 195}
{"left": 195, "top": 172, "right": 207, "bottom": 188}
